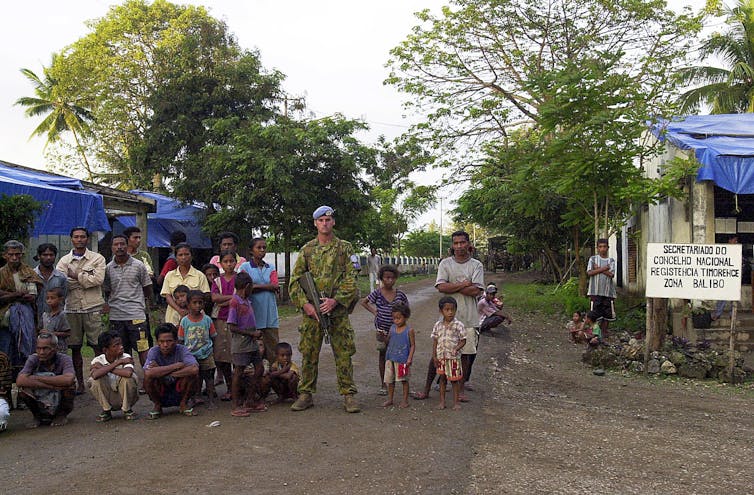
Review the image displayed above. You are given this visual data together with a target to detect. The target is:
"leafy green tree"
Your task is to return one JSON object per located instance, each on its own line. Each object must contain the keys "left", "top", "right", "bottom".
{"left": 362, "top": 137, "right": 436, "bottom": 254}
{"left": 678, "top": 0, "right": 754, "bottom": 113}
{"left": 15, "top": 56, "right": 95, "bottom": 180}
{"left": 402, "top": 229, "right": 451, "bottom": 258}
{"left": 386, "top": 0, "right": 701, "bottom": 167}
{"left": 0, "top": 195, "right": 46, "bottom": 244}
{"left": 390, "top": 0, "right": 702, "bottom": 284}
{"left": 42, "top": 0, "right": 266, "bottom": 188}
{"left": 168, "top": 113, "right": 373, "bottom": 283}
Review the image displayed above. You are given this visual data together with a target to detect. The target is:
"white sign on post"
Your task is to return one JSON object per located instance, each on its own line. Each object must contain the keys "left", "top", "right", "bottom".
{"left": 645, "top": 243, "right": 742, "bottom": 300}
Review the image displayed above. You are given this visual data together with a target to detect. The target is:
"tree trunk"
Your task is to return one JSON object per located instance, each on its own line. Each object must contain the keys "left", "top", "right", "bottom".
{"left": 542, "top": 246, "right": 562, "bottom": 283}
{"left": 593, "top": 190, "right": 599, "bottom": 246}
{"left": 644, "top": 298, "right": 653, "bottom": 374}
{"left": 282, "top": 230, "right": 291, "bottom": 303}
{"left": 71, "top": 128, "right": 95, "bottom": 183}
{"left": 574, "top": 227, "right": 588, "bottom": 297}
{"left": 648, "top": 297, "right": 667, "bottom": 351}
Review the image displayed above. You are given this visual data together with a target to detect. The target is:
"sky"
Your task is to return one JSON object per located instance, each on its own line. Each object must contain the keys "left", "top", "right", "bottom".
{"left": 0, "top": 0, "right": 710, "bottom": 232}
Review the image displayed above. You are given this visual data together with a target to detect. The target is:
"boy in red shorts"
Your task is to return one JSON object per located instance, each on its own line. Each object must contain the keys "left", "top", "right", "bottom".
{"left": 431, "top": 296, "right": 466, "bottom": 411}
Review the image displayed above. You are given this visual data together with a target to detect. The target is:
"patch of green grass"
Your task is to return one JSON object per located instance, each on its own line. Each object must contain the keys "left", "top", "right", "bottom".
{"left": 503, "top": 278, "right": 642, "bottom": 333}
{"left": 504, "top": 282, "right": 569, "bottom": 316}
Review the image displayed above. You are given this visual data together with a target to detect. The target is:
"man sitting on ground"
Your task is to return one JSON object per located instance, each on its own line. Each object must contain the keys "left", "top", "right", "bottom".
{"left": 143, "top": 323, "right": 200, "bottom": 419}
{"left": 88, "top": 331, "right": 139, "bottom": 422}
{"left": 16, "top": 332, "right": 75, "bottom": 427}
{"left": 477, "top": 284, "right": 512, "bottom": 334}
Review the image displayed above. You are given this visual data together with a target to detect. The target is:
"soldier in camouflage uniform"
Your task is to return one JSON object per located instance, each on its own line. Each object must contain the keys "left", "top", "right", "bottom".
{"left": 288, "top": 205, "right": 360, "bottom": 413}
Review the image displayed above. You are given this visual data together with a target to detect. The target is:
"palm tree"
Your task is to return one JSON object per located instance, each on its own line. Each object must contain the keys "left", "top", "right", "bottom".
{"left": 678, "top": 0, "right": 754, "bottom": 114}
{"left": 15, "top": 57, "right": 96, "bottom": 180}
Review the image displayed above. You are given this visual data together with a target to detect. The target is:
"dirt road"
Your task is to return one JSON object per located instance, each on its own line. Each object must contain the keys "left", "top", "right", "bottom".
{"left": 1, "top": 273, "right": 752, "bottom": 494}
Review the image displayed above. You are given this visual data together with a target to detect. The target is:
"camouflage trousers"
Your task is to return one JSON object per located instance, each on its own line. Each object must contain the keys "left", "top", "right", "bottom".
{"left": 297, "top": 313, "right": 357, "bottom": 396}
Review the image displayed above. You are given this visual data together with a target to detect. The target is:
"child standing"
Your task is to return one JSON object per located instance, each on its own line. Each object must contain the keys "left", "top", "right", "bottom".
{"left": 201, "top": 263, "right": 220, "bottom": 316}
{"left": 431, "top": 296, "right": 466, "bottom": 411}
{"left": 42, "top": 287, "right": 70, "bottom": 353}
{"left": 383, "top": 303, "right": 415, "bottom": 408}
{"left": 268, "top": 342, "right": 300, "bottom": 403}
{"left": 360, "top": 265, "right": 409, "bottom": 396}
{"left": 210, "top": 251, "right": 236, "bottom": 400}
{"left": 178, "top": 291, "right": 217, "bottom": 409}
{"left": 166, "top": 285, "right": 190, "bottom": 327}
{"left": 227, "top": 272, "right": 265, "bottom": 416}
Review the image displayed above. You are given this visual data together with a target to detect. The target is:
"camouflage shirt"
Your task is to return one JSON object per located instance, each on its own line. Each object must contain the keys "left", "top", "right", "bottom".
{"left": 289, "top": 236, "right": 357, "bottom": 313}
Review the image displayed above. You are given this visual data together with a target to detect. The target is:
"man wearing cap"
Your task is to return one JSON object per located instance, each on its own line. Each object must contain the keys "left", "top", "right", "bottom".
{"left": 56, "top": 227, "right": 106, "bottom": 394}
{"left": 288, "top": 206, "right": 361, "bottom": 413}
{"left": 477, "top": 284, "right": 512, "bottom": 334}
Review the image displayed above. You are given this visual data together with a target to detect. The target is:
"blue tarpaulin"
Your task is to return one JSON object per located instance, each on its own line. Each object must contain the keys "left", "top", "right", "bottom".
{"left": 113, "top": 190, "right": 211, "bottom": 248}
{"left": 652, "top": 114, "right": 754, "bottom": 194}
{"left": 0, "top": 161, "right": 110, "bottom": 236}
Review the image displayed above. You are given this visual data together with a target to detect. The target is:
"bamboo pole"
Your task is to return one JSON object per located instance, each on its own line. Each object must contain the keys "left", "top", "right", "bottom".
{"left": 644, "top": 297, "right": 654, "bottom": 375}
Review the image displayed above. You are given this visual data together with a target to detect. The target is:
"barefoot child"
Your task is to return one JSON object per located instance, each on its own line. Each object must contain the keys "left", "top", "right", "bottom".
{"left": 42, "top": 287, "right": 70, "bottom": 353}
{"left": 268, "top": 342, "right": 299, "bottom": 402}
{"left": 227, "top": 272, "right": 265, "bottom": 416}
{"left": 431, "top": 296, "right": 466, "bottom": 410}
{"left": 383, "top": 303, "right": 415, "bottom": 408}
{"left": 178, "top": 291, "right": 217, "bottom": 409}
{"left": 360, "top": 265, "right": 409, "bottom": 396}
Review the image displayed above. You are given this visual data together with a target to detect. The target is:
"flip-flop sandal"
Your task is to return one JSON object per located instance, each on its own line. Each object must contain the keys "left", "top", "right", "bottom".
{"left": 96, "top": 411, "right": 113, "bottom": 423}
{"left": 230, "top": 409, "right": 251, "bottom": 417}
{"left": 124, "top": 410, "right": 138, "bottom": 421}
{"left": 248, "top": 403, "right": 267, "bottom": 413}
{"left": 412, "top": 392, "right": 428, "bottom": 400}
{"left": 220, "top": 393, "right": 232, "bottom": 402}
{"left": 181, "top": 408, "right": 198, "bottom": 417}
{"left": 147, "top": 411, "right": 162, "bottom": 420}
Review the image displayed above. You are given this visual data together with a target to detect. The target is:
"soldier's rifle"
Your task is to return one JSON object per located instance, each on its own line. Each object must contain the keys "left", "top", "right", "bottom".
{"left": 300, "top": 271, "right": 332, "bottom": 344}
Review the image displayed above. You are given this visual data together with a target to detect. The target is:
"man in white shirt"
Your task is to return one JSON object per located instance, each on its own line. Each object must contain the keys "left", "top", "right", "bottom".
{"left": 367, "top": 248, "right": 381, "bottom": 292}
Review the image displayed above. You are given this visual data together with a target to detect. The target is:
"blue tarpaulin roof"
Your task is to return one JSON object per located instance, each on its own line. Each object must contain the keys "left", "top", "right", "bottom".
{"left": 113, "top": 190, "right": 211, "bottom": 248}
{"left": 0, "top": 161, "right": 110, "bottom": 236}
{"left": 652, "top": 114, "right": 754, "bottom": 194}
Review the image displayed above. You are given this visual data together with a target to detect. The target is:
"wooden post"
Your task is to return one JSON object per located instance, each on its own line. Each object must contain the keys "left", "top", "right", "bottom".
{"left": 644, "top": 297, "right": 654, "bottom": 375}
{"left": 729, "top": 303, "right": 737, "bottom": 383}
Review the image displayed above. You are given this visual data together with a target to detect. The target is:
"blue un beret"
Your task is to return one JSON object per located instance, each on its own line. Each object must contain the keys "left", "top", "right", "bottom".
{"left": 313, "top": 205, "right": 334, "bottom": 219}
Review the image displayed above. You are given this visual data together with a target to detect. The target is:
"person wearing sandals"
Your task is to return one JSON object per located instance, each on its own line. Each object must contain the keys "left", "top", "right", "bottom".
{"left": 143, "top": 323, "right": 200, "bottom": 419}
{"left": 88, "top": 331, "right": 139, "bottom": 422}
